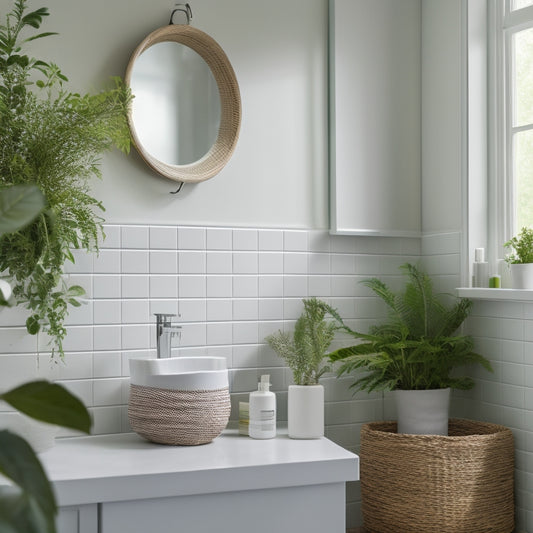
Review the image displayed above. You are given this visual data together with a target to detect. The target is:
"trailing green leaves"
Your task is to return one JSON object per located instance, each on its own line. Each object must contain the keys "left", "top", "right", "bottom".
{"left": 0, "top": 0, "right": 131, "bottom": 357}
{"left": 321, "top": 263, "right": 492, "bottom": 392}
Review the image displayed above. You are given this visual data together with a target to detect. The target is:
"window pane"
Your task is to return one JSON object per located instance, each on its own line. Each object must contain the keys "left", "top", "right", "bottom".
{"left": 513, "top": 28, "right": 533, "bottom": 126}
{"left": 512, "top": 0, "right": 533, "bottom": 10}
{"left": 515, "top": 129, "right": 533, "bottom": 229}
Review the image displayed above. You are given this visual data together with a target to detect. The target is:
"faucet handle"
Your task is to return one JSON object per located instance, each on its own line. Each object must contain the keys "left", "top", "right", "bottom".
{"left": 154, "top": 313, "right": 177, "bottom": 326}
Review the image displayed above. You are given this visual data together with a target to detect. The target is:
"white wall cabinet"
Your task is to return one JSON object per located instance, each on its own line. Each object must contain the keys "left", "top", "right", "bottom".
{"left": 34, "top": 431, "right": 357, "bottom": 533}
{"left": 329, "top": 0, "right": 421, "bottom": 236}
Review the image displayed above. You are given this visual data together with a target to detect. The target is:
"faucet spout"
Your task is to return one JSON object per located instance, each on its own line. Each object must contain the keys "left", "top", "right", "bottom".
{"left": 155, "top": 313, "right": 182, "bottom": 358}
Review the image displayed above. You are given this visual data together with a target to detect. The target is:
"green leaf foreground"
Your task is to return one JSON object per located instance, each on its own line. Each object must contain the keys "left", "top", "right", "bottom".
{"left": 0, "top": 184, "right": 45, "bottom": 237}
{"left": 0, "top": 432, "right": 56, "bottom": 533}
{"left": 0, "top": 379, "right": 91, "bottom": 533}
{"left": 1, "top": 381, "right": 91, "bottom": 433}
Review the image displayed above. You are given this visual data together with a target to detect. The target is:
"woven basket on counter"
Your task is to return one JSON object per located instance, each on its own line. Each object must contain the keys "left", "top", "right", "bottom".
{"left": 360, "top": 419, "right": 514, "bottom": 533}
{"left": 128, "top": 384, "right": 231, "bottom": 446}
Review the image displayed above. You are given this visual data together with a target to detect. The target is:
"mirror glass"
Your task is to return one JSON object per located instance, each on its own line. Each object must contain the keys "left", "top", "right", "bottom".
{"left": 129, "top": 42, "right": 221, "bottom": 166}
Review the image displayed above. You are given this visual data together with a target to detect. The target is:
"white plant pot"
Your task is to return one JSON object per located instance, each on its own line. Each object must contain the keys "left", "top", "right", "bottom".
{"left": 395, "top": 388, "right": 451, "bottom": 436}
{"left": 288, "top": 384, "right": 324, "bottom": 439}
{"left": 509, "top": 263, "right": 533, "bottom": 289}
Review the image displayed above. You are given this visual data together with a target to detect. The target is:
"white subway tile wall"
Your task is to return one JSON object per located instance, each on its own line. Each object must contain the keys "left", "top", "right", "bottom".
{"left": 422, "top": 231, "right": 533, "bottom": 533}
{"left": 0, "top": 224, "right": 422, "bottom": 528}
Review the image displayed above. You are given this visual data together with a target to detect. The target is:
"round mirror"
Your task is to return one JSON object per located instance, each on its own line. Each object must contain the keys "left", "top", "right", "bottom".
{"left": 125, "top": 25, "right": 241, "bottom": 183}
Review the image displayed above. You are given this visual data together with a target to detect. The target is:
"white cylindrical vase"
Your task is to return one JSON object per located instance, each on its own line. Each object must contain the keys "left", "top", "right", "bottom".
{"left": 395, "top": 388, "right": 451, "bottom": 436}
{"left": 288, "top": 384, "right": 324, "bottom": 439}
{"left": 509, "top": 263, "right": 533, "bottom": 289}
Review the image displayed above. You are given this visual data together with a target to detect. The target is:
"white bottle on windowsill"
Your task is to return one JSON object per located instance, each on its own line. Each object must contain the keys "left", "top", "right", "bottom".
{"left": 473, "top": 247, "right": 489, "bottom": 288}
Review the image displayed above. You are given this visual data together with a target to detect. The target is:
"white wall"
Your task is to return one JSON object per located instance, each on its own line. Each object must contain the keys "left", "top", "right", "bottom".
{"left": 421, "top": 0, "right": 464, "bottom": 233}
{"left": 16, "top": 0, "right": 329, "bottom": 229}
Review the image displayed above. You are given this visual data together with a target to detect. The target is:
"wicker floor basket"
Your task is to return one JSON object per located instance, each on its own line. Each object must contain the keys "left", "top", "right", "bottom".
{"left": 128, "top": 384, "right": 231, "bottom": 446}
{"left": 360, "top": 419, "right": 514, "bottom": 533}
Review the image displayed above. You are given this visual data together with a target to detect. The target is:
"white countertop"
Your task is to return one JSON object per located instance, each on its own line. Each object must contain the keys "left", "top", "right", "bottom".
{"left": 35, "top": 430, "right": 359, "bottom": 507}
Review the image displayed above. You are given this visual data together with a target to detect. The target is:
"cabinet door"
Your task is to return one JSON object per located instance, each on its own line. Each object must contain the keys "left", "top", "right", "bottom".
{"left": 329, "top": 0, "right": 421, "bottom": 236}
{"left": 101, "top": 484, "right": 345, "bottom": 533}
{"left": 57, "top": 504, "right": 98, "bottom": 533}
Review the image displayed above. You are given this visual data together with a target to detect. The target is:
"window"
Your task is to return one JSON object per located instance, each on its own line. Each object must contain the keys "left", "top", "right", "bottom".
{"left": 491, "top": 1, "right": 533, "bottom": 258}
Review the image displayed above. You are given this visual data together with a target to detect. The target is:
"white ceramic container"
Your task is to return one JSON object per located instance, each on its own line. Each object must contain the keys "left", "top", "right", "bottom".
{"left": 509, "top": 263, "right": 533, "bottom": 289}
{"left": 129, "top": 356, "right": 229, "bottom": 391}
{"left": 395, "top": 388, "right": 451, "bottom": 436}
{"left": 288, "top": 384, "right": 324, "bottom": 439}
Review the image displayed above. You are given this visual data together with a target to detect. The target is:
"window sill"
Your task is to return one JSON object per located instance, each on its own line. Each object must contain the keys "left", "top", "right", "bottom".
{"left": 456, "top": 287, "right": 533, "bottom": 302}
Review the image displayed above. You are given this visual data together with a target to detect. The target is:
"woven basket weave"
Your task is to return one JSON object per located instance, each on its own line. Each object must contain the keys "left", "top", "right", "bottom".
{"left": 128, "top": 384, "right": 231, "bottom": 446}
{"left": 360, "top": 419, "right": 514, "bottom": 533}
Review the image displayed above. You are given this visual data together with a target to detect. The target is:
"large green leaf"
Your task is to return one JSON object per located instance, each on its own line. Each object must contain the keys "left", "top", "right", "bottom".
{"left": 1, "top": 381, "right": 91, "bottom": 433}
{"left": 0, "top": 487, "right": 56, "bottom": 533}
{"left": 0, "top": 431, "right": 56, "bottom": 522}
{"left": 0, "top": 185, "right": 45, "bottom": 236}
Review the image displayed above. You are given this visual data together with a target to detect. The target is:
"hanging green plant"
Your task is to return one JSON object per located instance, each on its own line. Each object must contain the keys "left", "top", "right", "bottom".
{"left": 0, "top": 0, "right": 131, "bottom": 357}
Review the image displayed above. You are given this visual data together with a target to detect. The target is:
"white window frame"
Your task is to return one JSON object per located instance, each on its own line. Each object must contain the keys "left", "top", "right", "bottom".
{"left": 488, "top": 0, "right": 533, "bottom": 264}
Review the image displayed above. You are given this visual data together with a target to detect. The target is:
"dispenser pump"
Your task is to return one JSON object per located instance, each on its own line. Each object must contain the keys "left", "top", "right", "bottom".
{"left": 259, "top": 374, "right": 271, "bottom": 392}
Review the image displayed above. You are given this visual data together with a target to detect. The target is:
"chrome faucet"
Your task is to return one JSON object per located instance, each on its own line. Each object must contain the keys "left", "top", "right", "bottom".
{"left": 155, "top": 313, "right": 182, "bottom": 358}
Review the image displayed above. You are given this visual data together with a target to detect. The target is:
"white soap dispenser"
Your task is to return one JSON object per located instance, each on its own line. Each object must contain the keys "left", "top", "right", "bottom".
{"left": 249, "top": 374, "right": 276, "bottom": 439}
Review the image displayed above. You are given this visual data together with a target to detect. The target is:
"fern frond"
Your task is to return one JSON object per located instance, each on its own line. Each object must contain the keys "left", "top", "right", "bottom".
{"left": 323, "top": 263, "right": 492, "bottom": 393}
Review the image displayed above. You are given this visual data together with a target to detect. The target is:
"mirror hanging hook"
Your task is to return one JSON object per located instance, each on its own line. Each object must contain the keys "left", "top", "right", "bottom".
{"left": 170, "top": 182, "right": 185, "bottom": 195}
{"left": 169, "top": 3, "right": 192, "bottom": 25}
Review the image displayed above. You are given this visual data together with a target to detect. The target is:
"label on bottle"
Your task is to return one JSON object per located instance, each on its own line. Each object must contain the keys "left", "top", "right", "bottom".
{"left": 250, "top": 409, "right": 275, "bottom": 432}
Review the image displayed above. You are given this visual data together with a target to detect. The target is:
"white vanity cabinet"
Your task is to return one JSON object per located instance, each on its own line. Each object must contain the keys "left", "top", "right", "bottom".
{"left": 329, "top": 0, "right": 421, "bottom": 236}
{"left": 41, "top": 430, "right": 358, "bottom": 533}
{"left": 57, "top": 505, "right": 98, "bottom": 533}
{"left": 99, "top": 484, "right": 347, "bottom": 533}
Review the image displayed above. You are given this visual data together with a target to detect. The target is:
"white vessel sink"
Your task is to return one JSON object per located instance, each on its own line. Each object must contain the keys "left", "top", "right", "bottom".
{"left": 129, "top": 356, "right": 229, "bottom": 391}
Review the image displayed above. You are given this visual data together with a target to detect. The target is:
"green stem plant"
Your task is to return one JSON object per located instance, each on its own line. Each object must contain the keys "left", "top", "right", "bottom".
{"left": 266, "top": 298, "right": 334, "bottom": 386}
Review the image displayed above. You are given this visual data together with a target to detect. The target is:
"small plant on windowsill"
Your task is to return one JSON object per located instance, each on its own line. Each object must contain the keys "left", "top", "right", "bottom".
{"left": 504, "top": 227, "right": 533, "bottom": 289}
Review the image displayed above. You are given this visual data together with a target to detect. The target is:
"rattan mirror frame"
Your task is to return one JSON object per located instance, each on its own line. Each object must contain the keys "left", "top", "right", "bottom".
{"left": 125, "top": 24, "right": 241, "bottom": 183}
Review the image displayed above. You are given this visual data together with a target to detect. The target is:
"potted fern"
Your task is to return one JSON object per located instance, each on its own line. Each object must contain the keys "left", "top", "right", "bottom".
{"left": 321, "top": 264, "right": 492, "bottom": 435}
{"left": 266, "top": 298, "right": 334, "bottom": 438}
{"left": 504, "top": 226, "right": 533, "bottom": 289}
